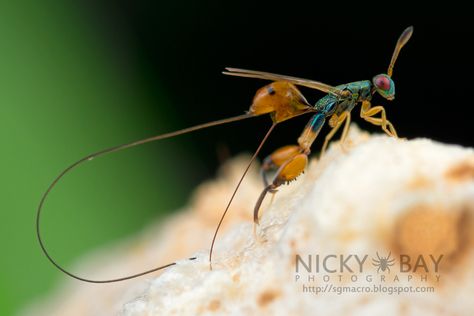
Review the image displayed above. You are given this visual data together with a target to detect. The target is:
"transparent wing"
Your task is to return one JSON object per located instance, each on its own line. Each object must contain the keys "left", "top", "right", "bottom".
{"left": 223, "top": 67, "right": 347, "bottom": 97}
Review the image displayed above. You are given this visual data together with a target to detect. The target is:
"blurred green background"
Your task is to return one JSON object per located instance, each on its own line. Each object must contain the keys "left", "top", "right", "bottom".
{"left": 0, "top": 2, "right": 197, "bottom": 315}
{"left": 1, "top": 1, "right": 472, "bottom": 315}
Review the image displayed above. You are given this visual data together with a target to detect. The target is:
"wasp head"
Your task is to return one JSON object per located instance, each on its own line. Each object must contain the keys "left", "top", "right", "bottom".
{"left": 372, "top": 74, "right": 395, "bottom": 101}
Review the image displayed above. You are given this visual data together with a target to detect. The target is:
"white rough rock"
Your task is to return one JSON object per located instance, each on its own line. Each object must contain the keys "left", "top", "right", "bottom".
{"left": 25, "top": 126, "right": 474, "bottom": 316}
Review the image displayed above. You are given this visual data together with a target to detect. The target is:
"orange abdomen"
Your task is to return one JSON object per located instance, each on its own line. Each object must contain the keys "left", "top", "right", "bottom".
{"left": 249, "top": 81, "right": 311, "bottom": 123}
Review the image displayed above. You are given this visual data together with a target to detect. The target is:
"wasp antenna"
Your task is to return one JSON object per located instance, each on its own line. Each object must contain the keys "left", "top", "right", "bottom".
{"left": 388, "top": 26, "right": 414, "bottom": 77}
{"left": 37, "top": 113, "right": 254, "bottom": 283}
{"left": 208, "top": 122, "right": 277, "bottom": 269}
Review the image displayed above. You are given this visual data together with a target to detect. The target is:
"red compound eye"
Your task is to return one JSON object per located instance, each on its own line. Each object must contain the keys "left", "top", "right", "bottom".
{"left": 375, "top": 76, "right": 391, "bottom": 90}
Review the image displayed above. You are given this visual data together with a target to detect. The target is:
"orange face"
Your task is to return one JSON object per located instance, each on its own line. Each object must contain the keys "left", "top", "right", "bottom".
{"left": 249, "top": 81, "right": 310, "bottom": 123}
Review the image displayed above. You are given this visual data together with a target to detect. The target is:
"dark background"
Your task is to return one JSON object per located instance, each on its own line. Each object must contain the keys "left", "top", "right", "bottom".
{"left": 86, "top": 2, "right": 473, "bottom": 174}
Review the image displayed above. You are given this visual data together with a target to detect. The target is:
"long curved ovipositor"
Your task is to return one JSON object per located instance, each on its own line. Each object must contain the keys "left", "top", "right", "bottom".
{"left": 37, "top": 114, "right": 256, "bottom": 283}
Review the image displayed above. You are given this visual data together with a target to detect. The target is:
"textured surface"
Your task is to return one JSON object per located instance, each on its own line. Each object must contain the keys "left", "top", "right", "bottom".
{"left": 24, "top": 126, "right": 474, "bottom": 315}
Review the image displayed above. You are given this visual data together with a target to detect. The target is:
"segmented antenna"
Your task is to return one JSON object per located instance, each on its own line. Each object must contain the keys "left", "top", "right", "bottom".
{"left": 388, "top": 26, "right": 414, "bottom": 77}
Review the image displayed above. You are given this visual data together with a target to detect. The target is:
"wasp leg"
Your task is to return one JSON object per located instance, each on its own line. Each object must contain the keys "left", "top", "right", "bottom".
{"left": 321, "top": 111, "right": 351, "bottom": 155}
{"left": 254, "top": 153, "right": 308, "bottom": 225}
{"left": 261, "top": 145, "right": 301, "bottom": 189}
{"left": 253, "top": 183, "right": 277, "bottom": 240}
{"left": 340, "top": 111, "right": 351, "bottom": 153}
{"left": 255, "top": 112, "right": 324, "bottom": 226}
{"left": 365, "top": 116, "right": 398, "bottom": 138}
{"left": 252, "top": 184, "right": 278, "bottom": 241}
{"left": 360, "top": 101, "right": 398, "bottom": 138}
{"left": 254, "top": 184, "right": 277, "bottom": 225}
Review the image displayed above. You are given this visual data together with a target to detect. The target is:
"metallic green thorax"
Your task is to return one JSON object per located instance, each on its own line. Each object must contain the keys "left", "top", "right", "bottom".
{"left": 314, "top": 80, "right": 372, "bottom": 117}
